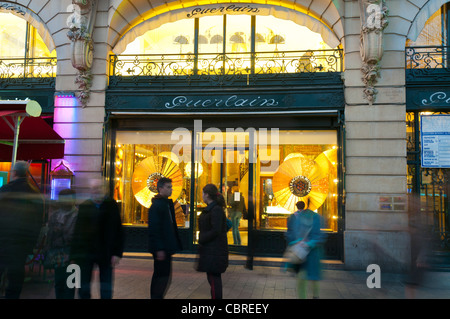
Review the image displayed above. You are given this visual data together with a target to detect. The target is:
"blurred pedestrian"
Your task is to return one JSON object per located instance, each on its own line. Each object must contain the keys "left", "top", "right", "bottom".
{"left": 70, "top": 178, "right": 124, "bottom": 299}
{"left": 404, "top": 195, "right": 432, "bottom": 298}
{"left": 148, "top": 177, "right": 182, "bottom": 299}
{"left": 196, "top": 184, "right": 228, "bottom": 299}
{"left": 44, "top": 188, "right": 78, "bottom": 299}
{"left": 285, "top": 200, "right": 326, "bottom": 299}
{"left": 228, "top": 185, "right": 246, "bottom": 245}
{"left": 0, "top": 161, "right": 43, "bottom": 299}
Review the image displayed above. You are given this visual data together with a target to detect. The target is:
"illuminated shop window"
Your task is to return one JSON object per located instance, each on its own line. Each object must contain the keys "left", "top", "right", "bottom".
{"left": 114, "top": 131, "right": 192, "bottom": 228}
{"left": 256, "top": 131, "right": 338, "bottom": 232}
{"left": 113, "top": 129, "right": 338, "bottom": 235}
{"left": 0, "top": 12, "right": 56, "bottom": 77}
{"left": 117, "top": 14, "right": 336, "bottom": 76}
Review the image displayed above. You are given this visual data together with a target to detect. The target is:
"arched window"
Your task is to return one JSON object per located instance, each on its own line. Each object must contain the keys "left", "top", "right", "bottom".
{"left": 407, "top": 3, "right": 449, "bottom": 46}
{"left": 112, "top": 14, "right": 341, "bottom": 77}
{"left": 406, "top": 3, "right": 450, "bottom": 70}
{"left": 0, "top": 12, "right": 56, "bottom": 78}
{"left": 123, "top": 15, "right": 330, "bottom": 55}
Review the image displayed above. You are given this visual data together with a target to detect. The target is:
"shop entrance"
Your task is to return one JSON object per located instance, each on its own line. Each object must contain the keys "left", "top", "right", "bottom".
{"left": 192, "top": 130, "right": 250, "bottom": 250}
{"left": 111, "top": 115, "right": 344, "bottom": 260}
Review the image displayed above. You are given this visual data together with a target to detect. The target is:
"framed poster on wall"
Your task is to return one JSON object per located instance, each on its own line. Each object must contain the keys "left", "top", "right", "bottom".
{"left": 420, "top": 114, "right": 450, "bottom": 168}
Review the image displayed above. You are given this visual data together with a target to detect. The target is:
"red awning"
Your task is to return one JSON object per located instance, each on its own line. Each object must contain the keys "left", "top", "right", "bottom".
{"left": 0, "top": 111, "right": 65, "bottom": 161}
{"left": 0, "top": 110, "right": 25, "bottom": 117}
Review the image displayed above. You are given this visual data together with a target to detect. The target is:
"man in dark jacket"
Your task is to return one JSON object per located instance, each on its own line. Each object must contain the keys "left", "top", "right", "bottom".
{"left": 0, "top": 161, "right": 43, "bottom": 299}
{"left": 148, "top": 177, "right": 182, "bottom": 299}
{"left": 70, "top": 178, "right": 124, "bottom": 299}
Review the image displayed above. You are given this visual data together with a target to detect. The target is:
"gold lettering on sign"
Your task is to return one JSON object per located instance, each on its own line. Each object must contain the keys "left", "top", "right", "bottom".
{"left": 187, "top": 4, "right": 261, "bottom": 18}
{"left": 164, "top": 95, "right": 279, "bottom": 109}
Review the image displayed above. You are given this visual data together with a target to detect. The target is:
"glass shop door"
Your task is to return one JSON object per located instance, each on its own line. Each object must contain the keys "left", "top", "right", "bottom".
{"left": 192, "top": 130, "right": 250, "bottom": 250}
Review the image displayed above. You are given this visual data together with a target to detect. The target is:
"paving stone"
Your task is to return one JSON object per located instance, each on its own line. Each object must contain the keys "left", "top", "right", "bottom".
{"left": 15, "top": 255, "right": 450, "bottom": 300}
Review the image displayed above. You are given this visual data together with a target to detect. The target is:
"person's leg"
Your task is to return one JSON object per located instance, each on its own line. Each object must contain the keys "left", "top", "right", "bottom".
{"left": 4, "top": 253, "right": 27, "bottom": 299}
{"left": 311, "top": 280, "right": 320, "bottom": 299}
{"left": 236, "top": 217, "right": 241, "bottom": 245}
{"left": 206, "top": 272, "right": 223, "bottom": 299}
{"left": 232, "top": 217, "right": 241, "bottom": 245}
{"left": 78, "top": 259, "right": 94, "bottom": 299}
{"left": 53, "top": 266, "right": 76, "bottom": 299}
{"left": 296, "top": 268, "right": 307, "bottom": 299}
{"left": 150, "top": 254, "right": 172, "bottom": 299}
{"left": 98, "top": 261, "right": 113, "bottom": 299}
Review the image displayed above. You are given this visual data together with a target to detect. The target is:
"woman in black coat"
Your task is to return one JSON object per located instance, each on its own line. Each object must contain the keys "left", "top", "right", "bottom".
{"left": 196, "top": 184, "right": 228, "bottom": 299}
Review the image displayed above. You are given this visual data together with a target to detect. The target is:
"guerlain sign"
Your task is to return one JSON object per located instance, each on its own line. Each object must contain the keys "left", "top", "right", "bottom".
{"left": 421, "top": 91, "right": 450, "bottom": 106}
{"left": 164, "top": 95, "right": 280, "bottom": 109}
{"left": 186, "top": 4, "right": 262, "bottom": 18}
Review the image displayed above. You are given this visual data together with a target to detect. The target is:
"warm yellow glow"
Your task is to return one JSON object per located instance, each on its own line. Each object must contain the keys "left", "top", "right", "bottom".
{"left": 0, "top": 13, "right": 55, "bottom": 59}
{"left": 0, "top": 13, "right": 27, "bottom": 58}
{"left": 120, "top": 13, "right": 332, "bottom": 76}
{"left": 119, "top": 0, "right": 328, "bottom": 43}
{"left": 185, "top": 162, "right": 204, "bottom": 177}
{"left": 159, "top": 151, "right": 180, "bottom": 165}
{"left": 123, "top": 19, "right": 194, "bottom": 55}
{"left": 0, "top": 12, "right": 56, "bottom": 77}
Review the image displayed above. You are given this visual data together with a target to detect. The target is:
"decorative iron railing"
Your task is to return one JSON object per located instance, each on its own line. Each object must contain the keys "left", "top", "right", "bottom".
{"left": 406, "top": 46, "right": 450, "bottom": 81}
{"left": 0, "top": 57, "right": 57, "bottom": 81}
{"left": 109, "top": 49, "right": 343, "bottom": 78}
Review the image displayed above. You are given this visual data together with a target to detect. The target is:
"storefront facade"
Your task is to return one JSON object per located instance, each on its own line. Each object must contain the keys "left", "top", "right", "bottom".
{"left": 102, "top": 8, "right": 345, "bottom": 262}
{"left": 2, "top": 0, "right": 449, "bottom": 272}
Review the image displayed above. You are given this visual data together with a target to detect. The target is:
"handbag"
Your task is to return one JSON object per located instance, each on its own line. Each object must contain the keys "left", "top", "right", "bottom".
{"left": 284, "top": 240, "right": 311, "bottom": 264}
{"left": 283, "top": 226, "right": 312, "bottom": 264}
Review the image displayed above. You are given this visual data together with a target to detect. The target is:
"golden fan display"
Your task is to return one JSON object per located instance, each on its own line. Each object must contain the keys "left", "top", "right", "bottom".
{"left": 273, "top": 154, "right": 330, "bottom": 212}
{"left": 314, "top": 148, "right": 337, "bottom": 171}
{"left": 132, "top": 155, "right": 183, "bottom": 208}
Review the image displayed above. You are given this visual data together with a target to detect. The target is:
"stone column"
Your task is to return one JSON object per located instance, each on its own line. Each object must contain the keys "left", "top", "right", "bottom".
{"left": 53, "top": 0, "right": 109, "bottom": 196}
{"left": 342, "top": 0, "right": 409, "bottom": 272}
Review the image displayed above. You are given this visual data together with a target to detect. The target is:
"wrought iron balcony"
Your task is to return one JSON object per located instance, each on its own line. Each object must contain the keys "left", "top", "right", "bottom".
{"left": 109, "top": 49, "right": 343, "bottom": 87}
{"left": 406, "top": 46, "right": 450, "bottom": 82}
{"left": 0, "top": 57, "right": 57, "bottom": 88}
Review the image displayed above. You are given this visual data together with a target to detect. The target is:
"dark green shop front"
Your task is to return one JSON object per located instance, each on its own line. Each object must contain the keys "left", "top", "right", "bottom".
{"left": 105, "top": 69, "right": 345, "bottom": 263}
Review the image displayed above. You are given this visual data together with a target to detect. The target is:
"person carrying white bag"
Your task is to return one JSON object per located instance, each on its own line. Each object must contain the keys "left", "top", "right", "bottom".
{"left": 284, "top": 200, "right": 327, "bottom": 299}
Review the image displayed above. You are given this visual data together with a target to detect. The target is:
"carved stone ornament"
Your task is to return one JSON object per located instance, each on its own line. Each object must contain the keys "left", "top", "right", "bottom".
{"left": 0, "top": 3, "right": 26, "bottom": 16}
{"left": 359, "top": 0, "right": 389, "bottom": 104}
{"left": 67, "top": 0, "right": 97, "bottom": 107}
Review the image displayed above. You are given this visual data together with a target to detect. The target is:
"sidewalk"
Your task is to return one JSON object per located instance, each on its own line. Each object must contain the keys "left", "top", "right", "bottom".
{"left": 18, "top": 253, "right": 450, "bottom": 299}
